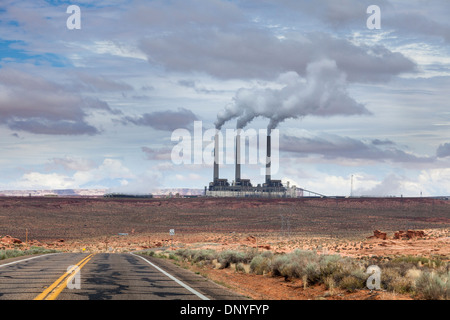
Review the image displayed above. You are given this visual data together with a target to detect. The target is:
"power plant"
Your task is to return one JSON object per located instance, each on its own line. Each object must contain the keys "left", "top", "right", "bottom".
{"left": 205, "top": 130, "right": 297, "bottom": 198}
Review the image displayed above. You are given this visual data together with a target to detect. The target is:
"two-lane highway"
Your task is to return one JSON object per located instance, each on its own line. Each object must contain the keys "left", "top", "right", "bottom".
{"left": 0, "top": 253, "right": 246, "bottom": 300}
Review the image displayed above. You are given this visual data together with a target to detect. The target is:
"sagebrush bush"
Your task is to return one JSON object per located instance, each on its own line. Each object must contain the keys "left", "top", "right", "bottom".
{"left": 305, "top": 262, "right": 320, "bottom": 283}
{"left": 391, "top": 256, "right": 444, "bottom": 269}
{"left": 327, "top": 259, "right": 365, "bottom": 287}
{"left": 271, "top": 250, "right": 316, "bottom": 279}
{"left": 168, "top": 253, "right": 179, "bottom": 261}
{"left": 260, "top": 250, "right": 274, "bottom": 259}
{"left": 319, "top": 254, "right": 343, "bottom": 278}
{"left": 324, "top": 275, "right": 336, "bottom": 291}
{"left": 415, "top": 271, "right": 449, "bottom": 300}
{"left": 272, "top": 250, "right": 345, "bottom": 284}
{"left": 405, "top": 268, "right": 422, "bottom": 283}
{"left": 175, "top": 249, "right": 196, "bottom": 260}
{"left": 390, "top": 276, "right": 415, "bottom": 294}
{"left": 193, "top": 249, "right": 217, "bottom": 263}
{"left": 0, "top": 249, "right": 22, "bottom": 260}
{"left": 235, "top": 262, "right": 246, "bottom": 273}
{"left": 217, "top": 249, "right": 257, "bottom": 269}
{"left": 250, "top": 255, "right": 271, "bottom": 275}
{"left": 381, "top": 267, "right": 402, "bottom": 291}
{"left": 339, "top": 275, "right": 365, "bottom": 292}
{"left": 271, "top": 254, "right": 290, "bottom": 277}
{"left": 0, "top": 247, "right": 58, "bottom": 260}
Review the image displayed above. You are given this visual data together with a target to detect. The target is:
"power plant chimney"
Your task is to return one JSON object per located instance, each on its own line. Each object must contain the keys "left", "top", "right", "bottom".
{"left": 214, "top": 130, "right": 219, "bottom": 182}
{"left": 265, "top": 130, "right": 271, "bottom": 185}
{"left": 235, "top": 129, "right": 241, "bottom": 184}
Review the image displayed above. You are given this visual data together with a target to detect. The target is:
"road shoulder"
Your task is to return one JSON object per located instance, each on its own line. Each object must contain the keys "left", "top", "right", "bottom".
{"left": 133, "top": 252, "right": 249, "bottom": 300}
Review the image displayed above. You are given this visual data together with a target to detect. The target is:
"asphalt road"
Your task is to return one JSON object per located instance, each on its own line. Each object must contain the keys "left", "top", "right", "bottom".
{"left": 0, "top": 253, "right": 247, "bottom": 300}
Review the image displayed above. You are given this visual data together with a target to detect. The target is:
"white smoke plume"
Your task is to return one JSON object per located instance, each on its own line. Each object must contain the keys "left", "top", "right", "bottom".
{"left": 215, "top": 59, "right": 370, "bottom": 131}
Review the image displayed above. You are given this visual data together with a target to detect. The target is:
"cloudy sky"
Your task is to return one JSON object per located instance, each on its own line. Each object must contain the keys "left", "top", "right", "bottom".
{"left": 0, "top": 0, "right": 449, "bottom": 196}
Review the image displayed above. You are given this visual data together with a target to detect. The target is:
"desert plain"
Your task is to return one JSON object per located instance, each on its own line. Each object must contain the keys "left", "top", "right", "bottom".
{"left": 1, "top": 196, "right": 449, "bottom": 300}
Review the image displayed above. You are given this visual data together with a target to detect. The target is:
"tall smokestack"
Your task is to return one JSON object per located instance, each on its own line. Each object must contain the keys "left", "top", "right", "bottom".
{"left": 235, "top": 129, "right": 241, "bottom": 183}
{"left": 213, "top": 130, "right": 219, "bottom": 182}
{"left": 266, "top": 131, "right": 271, "bottom": 185}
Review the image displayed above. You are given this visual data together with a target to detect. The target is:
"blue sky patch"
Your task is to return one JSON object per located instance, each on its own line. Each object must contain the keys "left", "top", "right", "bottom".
{"left": 0, "top": 39, "right": 70, "bottom": 67}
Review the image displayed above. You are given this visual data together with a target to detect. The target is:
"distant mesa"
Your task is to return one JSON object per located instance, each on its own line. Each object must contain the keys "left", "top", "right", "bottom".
{"left": 103, "top": 193, "right": 153, "bottom": 199}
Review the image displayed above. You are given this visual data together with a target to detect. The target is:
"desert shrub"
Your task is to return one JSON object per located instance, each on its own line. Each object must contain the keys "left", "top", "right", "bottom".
{"left": 324, "top": 275, "right": 336, "bottom": 291}
{"left": 175, "top": 249, "right": 196, "bottom": 260}
{"left": 270, "top": 249, "right": 368, "bottom": 286}
{"left": 292, "top": 249, "right": 318, "bottom": 262}
{"left": 415, "top": 271, "right": 449, "bottom": 300}
{"left": 339, "top": 275, "right": 365, "bottom": 292}
{"left": 146, "top": 250, "right": 155, "bottom": 257}
{"left": 280, "top": 260, "right": 303, "bottom": 279}
{"left": 0, "top": 247, "right": 59, "bottom": 260}
{"left": 250, "top": 255, "right": 272, "bottom": 275}
{"left": 391, "top": 255, "right": 444, "bottom": 269}
{"left": 390, "top": 276, "right": 415, "bottom": 294}
{"left": 351, "top": 269, "right": 369, "bottom": 282}
{"left": 24, "top": 246, "right": 57, "bottom": 255}
{"left": 270, "top": 250, "right": 322, "bottom": 282}
{"left": 243, "top": 248, "right": 259, "bottom": 262}
{"left": 327, "top": 258, "right": 365, "bottom": 287}
{"left": 218, "top": 249, "right": 256, "bottom": 269}
{"left": 0, "top": 249, "right": 22, "bottom": 259}
{"left": 271, "top": 254, "right": 305, "bottom": 279}
{"left": 305, "top": 262, "right": 320, "bottom": 283}
{"left": 235, "top": 262, "right": 246, "bottom": 273}
{"left": 383, "top": 263, "right": 415, "bottom": 279}
{"left": 405, "top": 268, "right": 422, "bottom": 283}
{"left": 259, "top": 250, "right": 274, "bottom": 259}
{"left": 391, "top": 256, "right": 429, "bottom": 266}
{"left": 381, "top": 267, "right": 402, "bottom": 291}
{"left": 271, "top": 254, "right": 291, "bottom": 277}
{"left": 192, "top": 249, "right": 217, "bottom": 263}
{"left": 168, "top": 253, "right": 179, "bottom": 261}
{"left": 338, "top": 269, "right": 367, "bottom": 292}
{"left": 384, "top": 267, "right": 422, "bottom": 294}
{"left": 217, "top": 250, "right": 239, "bottom": 269}
{"left": 319, "top": 254, "right": 343, "bottom": 278}
{"left": 195, "top": 260, "right": 210, "bottom": 268}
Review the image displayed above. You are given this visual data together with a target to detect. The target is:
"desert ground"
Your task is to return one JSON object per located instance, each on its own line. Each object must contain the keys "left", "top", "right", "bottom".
{"left": 1, "top": 196, "right": 449, "bottom": 300}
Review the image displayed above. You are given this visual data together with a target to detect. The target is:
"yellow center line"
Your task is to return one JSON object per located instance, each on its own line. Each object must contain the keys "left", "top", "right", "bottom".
{"left": 34, "top": 253, "right": 94, "bottom": 300}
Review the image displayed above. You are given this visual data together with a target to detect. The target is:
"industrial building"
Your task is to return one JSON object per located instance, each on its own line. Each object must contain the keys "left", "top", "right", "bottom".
{"left": 205, "top": 131, "right": 297, "bottom": 198}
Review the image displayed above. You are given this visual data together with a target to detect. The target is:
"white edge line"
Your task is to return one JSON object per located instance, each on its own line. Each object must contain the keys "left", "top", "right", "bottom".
{"left": 130, "top": 252, "right": 210, "bottom": 301}
{"left": 0, "top": 253, "right": 60, "bottom": 268}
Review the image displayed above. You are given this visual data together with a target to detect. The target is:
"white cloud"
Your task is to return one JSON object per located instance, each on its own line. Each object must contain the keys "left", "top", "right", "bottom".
{"left": 13, "top": 172, "right": 76, "bottom": 190}
{"left": 48, "top": 156, "right": 96, "bottom": 172}
{"left": 7, "top": 158, "right": 136, "bottom": 190}
{"left": 174, "top": 173, "right": 204, "bottom": 181}
{"left": 417, "top": 168, "right": 450, "bottom": 195}
{"left": 107, "top": 170, "right": 162, "bottom": 195}
{"left": 80, "top": 41, "right": 147, "bottom": 61}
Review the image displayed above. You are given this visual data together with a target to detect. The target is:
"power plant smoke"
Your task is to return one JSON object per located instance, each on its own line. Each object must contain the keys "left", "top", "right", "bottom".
{"left": 214, "top": 59, "right": 370, "bottom": 131}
